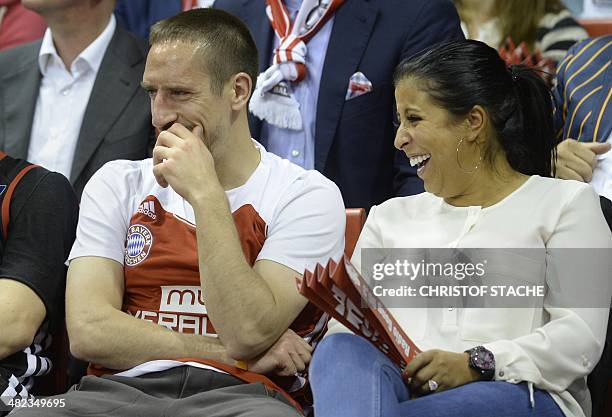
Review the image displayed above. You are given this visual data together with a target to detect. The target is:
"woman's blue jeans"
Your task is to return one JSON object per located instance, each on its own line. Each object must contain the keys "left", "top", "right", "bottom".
{"left": 309, "top": 333, "right": 566, "bottom": 417}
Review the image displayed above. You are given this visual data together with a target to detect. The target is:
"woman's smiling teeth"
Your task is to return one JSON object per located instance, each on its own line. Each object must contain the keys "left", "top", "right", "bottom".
{"left": 409, "top": 154, "right": 431, "bottom": 168}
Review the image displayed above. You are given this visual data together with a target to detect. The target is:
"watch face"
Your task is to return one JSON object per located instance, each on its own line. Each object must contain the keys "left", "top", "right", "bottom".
{"left": 473, "top": 347, "right": 495, "bottom": 371}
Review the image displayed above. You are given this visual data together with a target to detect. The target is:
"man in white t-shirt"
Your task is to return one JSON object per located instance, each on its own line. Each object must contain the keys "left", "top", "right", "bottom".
{"left": 12, "top": 8, "right": 345, "bottom": 417}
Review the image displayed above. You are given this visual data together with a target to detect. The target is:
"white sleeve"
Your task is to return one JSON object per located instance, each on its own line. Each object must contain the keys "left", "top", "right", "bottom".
{"left": 68, "top": 160, "right": 140, "bottom": 265}
{"left": 485, "top": 185, "right": 612, "bottom": 391}
{"left": 256, "top": 172, "right": 346, "bottom": 275}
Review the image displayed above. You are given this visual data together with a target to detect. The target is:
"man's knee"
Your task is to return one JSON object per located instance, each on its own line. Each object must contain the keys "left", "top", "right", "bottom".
{"left": 237, "top": 402, "right": 302, "bottom": 417}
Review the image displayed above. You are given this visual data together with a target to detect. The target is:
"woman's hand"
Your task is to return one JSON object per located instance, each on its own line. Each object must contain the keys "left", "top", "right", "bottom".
{"left": 403, "top": 349, "right": 482, "bottom": 396}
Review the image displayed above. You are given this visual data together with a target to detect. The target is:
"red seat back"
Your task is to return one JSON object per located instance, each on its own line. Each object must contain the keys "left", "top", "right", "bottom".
{"left": 580, "top": 19, "right": 612, "bottom": 37}
{"left": 345, "top": 208, "right": 366, "bottom": 258}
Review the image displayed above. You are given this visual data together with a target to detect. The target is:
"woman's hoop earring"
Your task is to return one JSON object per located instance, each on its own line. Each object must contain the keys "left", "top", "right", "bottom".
{"left": 456, "top": 138, "right": 482, "bottom": 174}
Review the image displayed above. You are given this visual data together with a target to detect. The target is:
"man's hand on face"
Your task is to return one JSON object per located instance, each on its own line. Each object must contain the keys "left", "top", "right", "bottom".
{"left": 246, "top": 329, "right": 312, "bottom": 376}
{"left": 555, "top": 138, "right": 611, "bottom": 182}
{"left": 152, "top": 123, "right": 222, "bottom": 203}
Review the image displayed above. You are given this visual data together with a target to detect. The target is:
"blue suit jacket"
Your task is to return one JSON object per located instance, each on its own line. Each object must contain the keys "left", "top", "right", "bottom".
{"left": 215, "top": 0, "right": 463, "bottom": 209}
{"left": 114, "top": 0, "right": 182, "bottom": 39}
{"left": 553, "top": 36, "right": 611, "bottom": 143}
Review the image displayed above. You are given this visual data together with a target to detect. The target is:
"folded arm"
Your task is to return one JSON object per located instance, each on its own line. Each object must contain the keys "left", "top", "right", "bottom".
{"left": 193, "top": 181, "right": 345, "bottom": 360}
{"left": 67, "top": 256, "right": 230, "bottom": 370}
{"left": 151, "top": 125, "right": 345, "bottom": 361}
{"left": 0, "top": 279, "right": 45, "bottom": 360}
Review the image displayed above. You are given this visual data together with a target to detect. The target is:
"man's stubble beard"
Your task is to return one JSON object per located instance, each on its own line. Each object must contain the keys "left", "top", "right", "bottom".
{"left": 201, "top": 124, "right": 227, "bottom": 157}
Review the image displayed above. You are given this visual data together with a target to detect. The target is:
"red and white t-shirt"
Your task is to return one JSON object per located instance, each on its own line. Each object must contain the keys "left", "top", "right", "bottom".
{"left": 68, "top": 142, "right": 345, "bottom": 393}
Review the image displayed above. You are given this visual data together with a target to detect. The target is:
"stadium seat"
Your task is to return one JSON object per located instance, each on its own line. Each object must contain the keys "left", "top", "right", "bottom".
{"left": 345, "top": 208, "right": 366, "bottom": 258}
{"left": 580, "top": 20, "right": 612, "bottom": 37}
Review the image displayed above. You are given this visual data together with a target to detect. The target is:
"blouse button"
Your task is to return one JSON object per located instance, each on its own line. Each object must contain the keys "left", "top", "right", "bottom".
{"left": 498, "top": 371, "right": 505, "bottom": 377}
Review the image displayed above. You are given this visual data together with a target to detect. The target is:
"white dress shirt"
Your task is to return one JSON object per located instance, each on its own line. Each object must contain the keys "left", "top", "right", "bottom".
{"left": 460, "top": 18, "right": 502, "bottom": 50}
{"left": 196, "top": 0, "right": 215, "bottom": 7}
{"left": 332, "top": 176, "right": 612, "bottom": 417}
{"left": 591, "top": 133, "right": 612, "bottom": 201}
{"left": 27, "top": 15, "right": 116, "bottom": 179}
{"left": 260, "top": 0, "right": 334, "bottom": 169}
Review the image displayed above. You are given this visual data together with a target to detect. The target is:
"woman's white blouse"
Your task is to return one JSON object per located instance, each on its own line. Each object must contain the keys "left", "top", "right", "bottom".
{"left": 347, "top": 176, "right": 612, "bottom": 417}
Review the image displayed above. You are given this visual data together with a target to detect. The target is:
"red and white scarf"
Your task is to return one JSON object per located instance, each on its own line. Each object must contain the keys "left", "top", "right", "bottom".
{"left": 182, "top": 0, "right": 196, "bottom": 10}
{"left": 250, "top": 0, "right": 344, "bottom": 130}
{"left": 182, "top": 0, "right": 214, "bottom": 10}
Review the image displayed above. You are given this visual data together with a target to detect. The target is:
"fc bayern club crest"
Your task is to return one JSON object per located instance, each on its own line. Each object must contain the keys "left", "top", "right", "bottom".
{"left": 125, "top": 224, "right": 153, "bottom": 266}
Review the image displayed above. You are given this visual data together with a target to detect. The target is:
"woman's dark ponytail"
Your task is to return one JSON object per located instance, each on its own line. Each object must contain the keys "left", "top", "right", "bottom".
{"left": 394, "top": 40, "right": 556, "bottom": 177}
{"left": 500, "top": 65, "right": 556, "bottom": 176}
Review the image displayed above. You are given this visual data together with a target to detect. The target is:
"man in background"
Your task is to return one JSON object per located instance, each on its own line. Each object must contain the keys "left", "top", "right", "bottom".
{"left": 114, "top": 0, "right": 215, "bottom": 39}
{"left": 215, "top": 0, "right": 464, "bottom": 210}
{"left": 0, "top": 0, "right": 153, "bottom": 198}
{"left": 553, "top": 36, "right": 611, "bottom": 201}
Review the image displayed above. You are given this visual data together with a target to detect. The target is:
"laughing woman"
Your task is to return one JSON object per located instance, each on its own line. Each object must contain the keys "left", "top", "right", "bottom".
{"left": 309, "top": 40, "right": 612, "bottom": 417}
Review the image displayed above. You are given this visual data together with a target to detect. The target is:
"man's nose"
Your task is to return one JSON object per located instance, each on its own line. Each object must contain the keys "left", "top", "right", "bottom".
{"left": 151, "top": 93, "right": 177, "bottom": 130}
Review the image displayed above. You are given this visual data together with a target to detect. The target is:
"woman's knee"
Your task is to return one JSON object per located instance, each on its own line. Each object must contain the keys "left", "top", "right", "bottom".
{"left": 315, "top": 333, "right": 371, "bottom": 359}
{"left": 310, "top": 333, "right": 386, "bottom": 378}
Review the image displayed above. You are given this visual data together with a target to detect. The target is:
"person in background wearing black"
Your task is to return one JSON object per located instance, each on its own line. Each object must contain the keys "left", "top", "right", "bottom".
{"left": 0, "top": 152, "right": 78, "bottom": 416}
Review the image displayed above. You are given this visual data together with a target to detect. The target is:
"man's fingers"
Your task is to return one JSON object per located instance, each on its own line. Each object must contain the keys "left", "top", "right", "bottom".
{"left": 167, "top": 122, "right": 191, "bottom": 137}
{"left": 556, "top": 139, "right": 594, "bottom": 180}
{"left": 152, "top": 163, "right": 168, "bottom": 188}
{"left": 276, "top": 355, "right": 297, "bottom": 376}
{"left": 295, "top": 335, "right": 313, "bottom": 353}
{"left": 289, "top": 351, "right": 306, "bottom": 373}
{"left": 192, "top": 125, "right": 204, "bottom": 141}
{"left": 152, "top": 144, "right": 171, "bottom": 166}
{"left": 283, "top": 329, "right": 312, "bottom": 352}
{"left": 556, "top": 164, "right": 585, "bottom": 182}
{"left": 584, "top": 142, "right": 612, "bottom": 155}
{"left": 559, "top": 139, "right": 596, "bottom": 168}
{"left": 169, "top": 122, "right": 203, "bottom": 144}
{"left": 156, "top": 129, "right": 183, "bottom": 148}
{"left": 566, "top": 140, "right": 598, "bottom": 169}
{"left": 295, "top": 344, "right": 312, "bottom": 366}
{"left": 564, "top": 153, "right": 594, "bottom": 181}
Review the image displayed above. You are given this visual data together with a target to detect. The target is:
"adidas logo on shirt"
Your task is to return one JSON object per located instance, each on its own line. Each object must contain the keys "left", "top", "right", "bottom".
{"left": 137, "top": 200, "right": 156, "bottom": 220}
